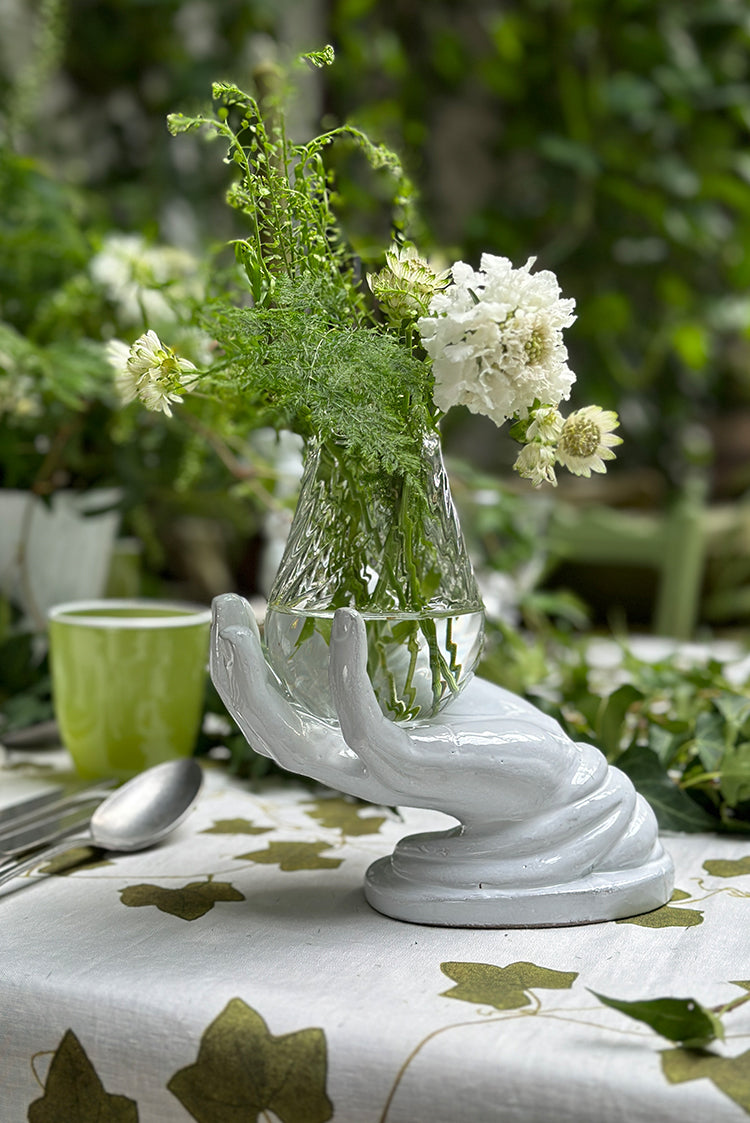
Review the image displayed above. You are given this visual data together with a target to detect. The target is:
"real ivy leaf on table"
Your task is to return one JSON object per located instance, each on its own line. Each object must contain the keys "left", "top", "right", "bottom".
{"left": 590, "top": 991, "right": 725, "bottom": 1049}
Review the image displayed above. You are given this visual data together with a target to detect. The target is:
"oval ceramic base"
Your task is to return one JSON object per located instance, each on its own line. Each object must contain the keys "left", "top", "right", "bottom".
{"left": 364, "top": 846, "right": 675, "bottom": 928}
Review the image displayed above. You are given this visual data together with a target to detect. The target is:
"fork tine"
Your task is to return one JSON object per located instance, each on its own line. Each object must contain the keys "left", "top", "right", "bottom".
{"left": 0, "top": 789, "right": 65, "bottom": 826}
{"left": 0, "top": 780, "right": 116, "bottom": 834}
{"left": 0, "top": 807, "right": 95, "bottom": 859}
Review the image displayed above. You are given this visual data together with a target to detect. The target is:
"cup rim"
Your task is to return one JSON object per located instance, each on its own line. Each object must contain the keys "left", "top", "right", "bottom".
{"left": 47, "top": 598, "right": 213, "bottom": 629}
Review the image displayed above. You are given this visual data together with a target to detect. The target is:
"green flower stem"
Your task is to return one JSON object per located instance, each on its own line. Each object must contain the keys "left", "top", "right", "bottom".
{"left": 712, "top": 992, "right": 750, "bottom": 1018}
{"left": 318, "top": 432, "right": 462, "bottom": 715}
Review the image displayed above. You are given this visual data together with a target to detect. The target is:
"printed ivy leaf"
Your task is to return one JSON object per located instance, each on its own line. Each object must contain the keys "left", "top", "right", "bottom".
{"left": 730, "top": 981, "right": 750, "bottom": 992}
{"left": 200, "top": 818, "right": 272, "bottom": 836}
{"left": 236, "top": 841, "right": 342, "bottom": 871}
{"left": 39, "top": 847, "right": 113, "bottom": 876}
{"left": 617, "top": 888, "right": 703, "bottom": 928}
{"left": 440, "top": 961, "right": 578, "bottom": 1011}
{"left": 28, "top": 1029, "right": 138, "bottom": 1123}
{"left": 120, "top": 880, "right": 245, "bottom": 920}
{"left": 615, "top": 745, "right": 716, "bottom": 832}
{"left": 167, "top": 998, "right": 333, "bottom": 1123}
{"left": 662, "top": 1047, "right": 750, "bottom": 1114}
{"left": 591, "top": 991, "right": 724, "bottom": 1048}
{"left": 302, "top": 797, "right": 386, "bottom": 836}
{"left": 703, "top": 856, "right": 750, "bottom": 878}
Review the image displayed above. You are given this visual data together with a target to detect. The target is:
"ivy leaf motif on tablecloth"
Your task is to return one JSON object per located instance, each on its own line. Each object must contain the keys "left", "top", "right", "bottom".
{"left": 662, "top": 1047, "right": 750, "bottom": 1114}
{"left": 28, "top": 1029, "right": 138, "bottom": 1122}
{"left": 440, "top": 961, "right": 578, "bottom": 1011}
{"left": 38, "top": 847, "right": 114, "bottom": 876}
{"left": 703, "top": 856, "right": 750, "bottom": 878}
{"left": 168, "top": 997, "right": 333, "bottom": 1123}
{"left": 591, "top": 992, "right": 723, "bottom": 1049}
{"left": 302, "top": 797, "right": 387, "bottom": 836}
{"left": 200, "top": 818, "right": 272, "bottom": 836}
{"left": 119, "top": 880, "right": 245, "bottom": 920}
{"left": 236, "top": 841, "right": 342, "bottom": 871}
{"left": 616, "top": 888, "right": 704, "bottom": 928}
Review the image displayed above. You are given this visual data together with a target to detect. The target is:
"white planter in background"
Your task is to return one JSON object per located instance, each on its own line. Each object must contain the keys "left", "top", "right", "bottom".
{"left": 0, "top": 488, "right": 121, "bottom": 625}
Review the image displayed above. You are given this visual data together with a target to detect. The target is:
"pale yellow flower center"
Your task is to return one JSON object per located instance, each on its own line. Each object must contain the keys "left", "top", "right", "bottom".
{"left": 524, "top": 325, "right": 550, "bottom": 365}
{"left": 560, "top": 416, "right": 600, "bottom": 458}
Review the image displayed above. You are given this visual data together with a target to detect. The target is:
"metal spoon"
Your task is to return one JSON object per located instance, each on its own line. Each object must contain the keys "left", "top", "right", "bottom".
{"left": 0, "top": 757, "right": 203, "bottom": 891}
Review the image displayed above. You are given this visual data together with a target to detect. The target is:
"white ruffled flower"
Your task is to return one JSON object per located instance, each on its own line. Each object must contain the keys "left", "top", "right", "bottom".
{"left": 513, "top": 441, "right": 558, "bottom": 488}
{"left": 556, "top": 405, "right": 622, "bottom": 477}
{"left": 107, "top": 330, "right": 198, "bottom": 417}
{"left": 369, "top": 244, "right": 449, "bottom": 323}
{"left": 418, "top": 254, "right": 576, "bottom": 426}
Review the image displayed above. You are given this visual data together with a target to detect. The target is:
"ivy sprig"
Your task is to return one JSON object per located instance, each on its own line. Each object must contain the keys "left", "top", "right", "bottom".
{"left": 591, "top": 984, "right": 750, "bottom": 1050}
{"left": 480, "top": 622, "right": 750, "bottom": 833}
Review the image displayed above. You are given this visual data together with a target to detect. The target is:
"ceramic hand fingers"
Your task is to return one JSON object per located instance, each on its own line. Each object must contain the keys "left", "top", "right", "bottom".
{"left": 330, "top": 609, "right": 423, "bottom": 798}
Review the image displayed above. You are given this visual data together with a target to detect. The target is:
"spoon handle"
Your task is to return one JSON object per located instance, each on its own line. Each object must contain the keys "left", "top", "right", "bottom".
{"left": 0, "top": 833, "right": 89, "bottom": 890}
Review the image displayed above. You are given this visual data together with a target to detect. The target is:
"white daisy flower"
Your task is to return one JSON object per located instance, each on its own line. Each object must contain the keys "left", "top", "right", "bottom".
{"left": 418, "top": 254, "right": 576, "bottom": 426}
{"left": 106, "top": 330, "right": 198, "bottom": 417}
{"left": 513, "top": 441, "right": 558, "bottom": 488}
{"left": 556, "top": 405, "right": 622, "bottom": 477}
{"left": 527, "top": 405, "right": 564, "bottom": 442}
{"left": 106, "top": 339, "right": 138, "bottom": 405}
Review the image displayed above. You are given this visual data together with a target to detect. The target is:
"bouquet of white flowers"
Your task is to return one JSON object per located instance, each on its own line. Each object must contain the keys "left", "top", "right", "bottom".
{"left": 106, "top": 48, "right": 621, "bottom": 721}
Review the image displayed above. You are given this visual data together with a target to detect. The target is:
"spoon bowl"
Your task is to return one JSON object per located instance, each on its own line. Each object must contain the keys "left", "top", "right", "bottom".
{"left": 0, "top": 757, "right": 203, "bottom": 890}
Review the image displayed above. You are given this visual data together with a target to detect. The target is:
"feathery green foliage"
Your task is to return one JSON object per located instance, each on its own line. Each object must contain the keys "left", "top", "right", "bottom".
{"left": 168, "top": 52, "right": 432, "bottom": 488}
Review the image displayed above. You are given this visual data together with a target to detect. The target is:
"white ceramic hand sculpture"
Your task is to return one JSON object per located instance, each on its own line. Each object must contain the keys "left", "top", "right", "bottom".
{"left": 211, "top": 593, "right": 674, "bottom": 927}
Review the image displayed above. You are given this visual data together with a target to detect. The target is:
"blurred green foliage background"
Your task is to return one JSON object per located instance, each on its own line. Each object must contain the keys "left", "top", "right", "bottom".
{"left": 5, "top": 0, "right": 750, "bottom": 824}
{"left": 4, "top": 0, "right": 750, "bottom": 631}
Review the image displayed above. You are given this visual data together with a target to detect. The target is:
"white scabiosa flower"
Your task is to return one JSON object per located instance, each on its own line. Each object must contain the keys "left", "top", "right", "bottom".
{"left": 106, "top": 330, "right": 198, "bottom": 417}
{"left": 556, "top": 405, "right": 622, "bottom": 477}
{"left": 513, "top": 441, "right": 558, "bottom": 488}
{"left": 418, "top": 254, "right": 576, "bottom": 426}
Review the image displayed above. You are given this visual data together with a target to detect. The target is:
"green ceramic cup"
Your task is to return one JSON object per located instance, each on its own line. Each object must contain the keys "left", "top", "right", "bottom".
{"left": 48, "top": 599, "right": 212, "bottom": 780}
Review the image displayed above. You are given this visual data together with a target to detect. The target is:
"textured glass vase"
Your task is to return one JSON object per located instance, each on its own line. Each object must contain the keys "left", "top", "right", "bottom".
{"left": 264, "top": 430, "right": 485, "bottom": 722}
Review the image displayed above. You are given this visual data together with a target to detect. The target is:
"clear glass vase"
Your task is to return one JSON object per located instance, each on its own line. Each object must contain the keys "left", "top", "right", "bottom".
{"left": 264, "top": 430, "right": 485, "bottom": 722}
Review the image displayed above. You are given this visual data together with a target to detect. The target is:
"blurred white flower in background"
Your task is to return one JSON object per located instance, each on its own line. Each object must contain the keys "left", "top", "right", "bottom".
{"left": 91, "top": 233, "right": 202, "bottom": 326}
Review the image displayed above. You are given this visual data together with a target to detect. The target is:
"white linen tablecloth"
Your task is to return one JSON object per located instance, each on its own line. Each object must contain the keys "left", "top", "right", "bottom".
{"left": 1, "top": 752, "right": 749, "bottom": 1123}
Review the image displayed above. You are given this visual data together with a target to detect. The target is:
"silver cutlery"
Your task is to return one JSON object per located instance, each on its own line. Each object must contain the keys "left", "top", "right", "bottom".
{"left": 0, "top": 781, "right": 118, "bottom": 871}
{"left": 0, "top": 779, "right": 116, "bottom": 831}
{"left": 0, "top": 758, "right": 203, "bottom": 891}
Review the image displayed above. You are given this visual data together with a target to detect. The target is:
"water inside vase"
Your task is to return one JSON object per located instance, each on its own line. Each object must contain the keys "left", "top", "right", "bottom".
{"left": 264, "top": 607, "right": 485, "bottom": 723}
